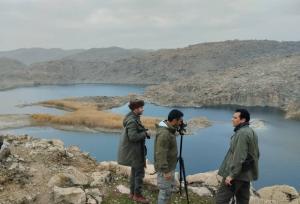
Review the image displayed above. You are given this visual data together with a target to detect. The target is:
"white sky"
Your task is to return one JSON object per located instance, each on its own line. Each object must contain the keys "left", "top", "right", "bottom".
{"left": 0, "top": 0, "right": 300, "bottom": 51}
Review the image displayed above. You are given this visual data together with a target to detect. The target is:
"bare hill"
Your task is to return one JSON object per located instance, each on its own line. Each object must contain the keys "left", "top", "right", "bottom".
{"left": 0, "top": 40, "right": 299, "bottom": 117}
{"left": 0, "top": 48, "right": 84, "bottom": 65}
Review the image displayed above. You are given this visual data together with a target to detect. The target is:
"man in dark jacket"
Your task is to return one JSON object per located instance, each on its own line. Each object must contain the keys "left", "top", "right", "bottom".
{"left": 215, "top": 109, "right": 260, "bottom": 204}
{"left": 154, "top": 109, "right": 183, "bottom": 204}
{"left": 117, "top": 99, "right": 150, "bottom": 203}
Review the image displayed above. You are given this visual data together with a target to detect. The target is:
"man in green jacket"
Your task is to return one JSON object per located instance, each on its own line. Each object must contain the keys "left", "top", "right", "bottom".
{"left": 154, "top": 109, "right": 184, "bottom": 204}
{"left": 117, "top": 99, "right": 150, "bottom": 203}
{"left": 216, "top": 109, "right": 260, "bottom": 204}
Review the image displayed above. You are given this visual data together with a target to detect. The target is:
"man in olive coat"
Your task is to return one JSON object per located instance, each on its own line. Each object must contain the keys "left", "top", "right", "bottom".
{"left": 215, "top": 109, "right": 260, "bottom": 204}
{"left": 117, "top": 99, "right": 150, "bottom": 203}
{"left": 154, "top": 109, "right": 184, "bottom": 204}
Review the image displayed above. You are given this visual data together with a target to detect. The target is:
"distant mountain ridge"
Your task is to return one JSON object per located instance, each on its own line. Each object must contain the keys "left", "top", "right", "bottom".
{"left": 0, "top": 48, "right": 84, "bottom": 65}
{"left": 64, "top": 46, "right": 151, "bottom": 62}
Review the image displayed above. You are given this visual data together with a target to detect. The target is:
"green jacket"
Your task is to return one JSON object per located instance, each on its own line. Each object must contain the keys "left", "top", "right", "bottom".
{"left": 117, "top": 112, "right": 147, "bottom": 168}
{"left": 154, "top": 120, "right": 178, "bottom": 173}
{"left": 218, "top": 124, "right": 260, "bottom": 181}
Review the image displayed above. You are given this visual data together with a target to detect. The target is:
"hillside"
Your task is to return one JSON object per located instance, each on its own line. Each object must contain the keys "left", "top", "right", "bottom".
{"left": 26, "top": 40, "right": 300, "bottom": 85}
{"left": 64, "top": 47, "right": 150, "bottom": 62}
{"left": 144, "top": 54, "right": 300, "bottom": 119}
{"left": 0, "top": 40, "right": 299, "bottom": 117}
{"left": 0, "top": 58, "right": 33, "bottom": 90}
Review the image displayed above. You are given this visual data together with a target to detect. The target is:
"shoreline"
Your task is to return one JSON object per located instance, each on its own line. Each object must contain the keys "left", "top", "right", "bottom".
{"left": 1, "top": 82, "right": 298, "bottom": 121}
{"left": 0, "top": 96, "right": 212, "bottom": 134}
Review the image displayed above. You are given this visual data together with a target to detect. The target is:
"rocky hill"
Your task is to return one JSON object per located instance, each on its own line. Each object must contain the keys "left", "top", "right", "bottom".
{"left": 22, "top": 40, "right": 300, "bottom": 85}
{"left": 64, "top": 47, "right": 150, "bottom": 62}
{"left": 0, "top": 48, "right": 84, "bottom": 65}
{"left": 144, "top": 54, "right": 300, "bottom": 120}
{"left": 0, "top": 58, "right": 33, "bottom": 90}
{"left": 0, "top": 135, "right": 299, "bottom": 204}
{"left": 0, "top": 40, "right": 299, "bottom": 117}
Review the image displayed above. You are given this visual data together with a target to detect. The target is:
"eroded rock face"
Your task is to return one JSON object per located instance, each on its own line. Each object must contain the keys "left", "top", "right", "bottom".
{"left": 53, "top": 186, "right": 86, "bottom": 204}
{"left": 144, "top": 54, "right": 300, "bottom": 120}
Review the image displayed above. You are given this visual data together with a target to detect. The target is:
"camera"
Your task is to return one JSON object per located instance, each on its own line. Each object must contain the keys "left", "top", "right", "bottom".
{"left": 178, "top": 122, "right": 187, "bottom": 135}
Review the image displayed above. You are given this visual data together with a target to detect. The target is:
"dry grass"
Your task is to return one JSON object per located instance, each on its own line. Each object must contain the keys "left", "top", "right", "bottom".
{"left": 32, "top": 99, "right": 160, "bottom": 131}
{"left": 39, "top": 100, "right": 97, "bottom": 111}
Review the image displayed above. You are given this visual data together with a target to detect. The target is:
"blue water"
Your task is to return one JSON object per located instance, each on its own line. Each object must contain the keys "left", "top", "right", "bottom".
{"left": 0, "top": 84, "right": 144, "bottom": 115}
{"left": 0, "top": 84, "right": 299, "bottom": 190}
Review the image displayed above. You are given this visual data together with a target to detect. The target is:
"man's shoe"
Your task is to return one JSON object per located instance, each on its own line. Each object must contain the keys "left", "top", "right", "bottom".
{"left": 133, "top": 194, "right": 150, "bottom": 203}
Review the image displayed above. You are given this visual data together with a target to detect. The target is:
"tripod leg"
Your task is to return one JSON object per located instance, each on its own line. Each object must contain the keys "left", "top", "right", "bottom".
{"left": 179, "top": 158, "right": 183, "bottom": 195}
{"left": 181, "top": 159, "right": 190, "bottom": 204}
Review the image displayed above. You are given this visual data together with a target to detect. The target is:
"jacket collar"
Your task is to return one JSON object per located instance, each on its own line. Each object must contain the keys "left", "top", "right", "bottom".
{"left": 234, "top": 122, "right": 249, "bottom": 132}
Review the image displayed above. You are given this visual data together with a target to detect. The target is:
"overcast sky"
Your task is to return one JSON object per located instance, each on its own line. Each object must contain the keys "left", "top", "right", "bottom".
{"left": 0, "top": 0, "right": 300, "bottom": 51}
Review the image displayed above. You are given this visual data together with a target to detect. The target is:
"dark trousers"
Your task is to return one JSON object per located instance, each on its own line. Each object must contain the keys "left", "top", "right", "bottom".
{"left": 130, "top": 166, "right": 145, "bottom": 195}
{"left": 215, "top": 179, "right": 250, "bottom": 204}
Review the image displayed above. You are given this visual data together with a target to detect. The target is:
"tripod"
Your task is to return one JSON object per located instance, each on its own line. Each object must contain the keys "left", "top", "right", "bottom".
{"left": 177, "top": 131, "right": 190, "bottom": 204}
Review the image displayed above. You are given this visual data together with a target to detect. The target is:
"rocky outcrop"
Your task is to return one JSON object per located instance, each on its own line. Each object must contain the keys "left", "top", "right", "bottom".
{"left": 0, "top": 134, "right": 299, "bottom": 204}
{"left": 145, "top": 54, "right": 300, "bottom": 120}
{"left": 53, "top": 186, "right": 86, "bottom": 204}
{"left": 257, "top": 185, "right": 299, "bottom": 203}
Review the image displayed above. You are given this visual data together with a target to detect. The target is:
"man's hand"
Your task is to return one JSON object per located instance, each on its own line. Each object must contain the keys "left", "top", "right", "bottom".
{"left": 225, "top": 176, "right": 233, "bottom": 186}
{"left": 164, "top": 172, "right": 172, "bottom": 180}
{"left": 145, "top": 131, "right": 151, "bottom": 139}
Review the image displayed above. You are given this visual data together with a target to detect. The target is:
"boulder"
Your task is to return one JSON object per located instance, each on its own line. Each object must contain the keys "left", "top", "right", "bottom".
{"left": 66, "top": 166, "right": 89, "bottom": 185}
{"left": 85, "top": 188, "right": 103, "bottom": 204}
{"left": 257, "top": 185, "right": 299, "bottom": 203}
{"left": 48, "top": 174, "right": 73, "bottom": 187}
{"left": 116, "top": 185, "right": 130, "bottom": 195}
{"left": 90, "top": 171, "right": 112, "bottom": 187}
{"left": 0, "top": 141, "right": 11, "bottom": 161}
{"left": 97, "top": 161, "right": 118, "bottom": 171}
{"left": 188, "top": 186, "right": 213, "bottom": 197}
{"left": 48, "top": 167, "right": 89, "bottom": 187}
{"left": 115, "top": 164, "right": 131, "bottom": 177}
{"left": 53, "top": 186, "right": 86, "bottom": 204}
{"left": 87, "top": 198, "right": 97, "bottom": 204}
{"left": 186, "top": 170, "right": 222, "bottom": 188}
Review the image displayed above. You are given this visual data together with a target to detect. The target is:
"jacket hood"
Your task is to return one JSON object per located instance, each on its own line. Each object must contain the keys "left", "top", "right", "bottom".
{"left": 156, "top": 120, "right": 177, "bottom": 134}
{"left": 159, "top": 120, "right": 168, "bottom": 127}
{"left": 123, "top": 111, "right": 139, "bottom": 127}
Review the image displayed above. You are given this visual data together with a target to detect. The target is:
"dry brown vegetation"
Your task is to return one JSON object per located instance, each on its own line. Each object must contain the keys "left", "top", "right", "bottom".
{"left": 32, "top": 98, "right": 160, "bottom": 132}
{"left": 39, "top": 100, "right": 97, "bottom": 111}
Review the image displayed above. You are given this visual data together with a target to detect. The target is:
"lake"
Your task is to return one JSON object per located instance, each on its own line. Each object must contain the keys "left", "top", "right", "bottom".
{"left": 1, "top": 84, "right": 299, "bottom": 190}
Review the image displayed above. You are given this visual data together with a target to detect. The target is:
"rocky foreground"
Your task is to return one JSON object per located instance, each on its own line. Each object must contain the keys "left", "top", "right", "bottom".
{"left": 0, "top": 135, "right": 299, "bottom": 204}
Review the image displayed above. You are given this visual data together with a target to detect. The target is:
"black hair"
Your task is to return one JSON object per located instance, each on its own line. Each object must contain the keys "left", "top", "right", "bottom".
{"left": 168, "top": 109, "right": 184, "bottom": 122}
{"left": 235, "top": 109, "right": 250, "bottom": 122}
